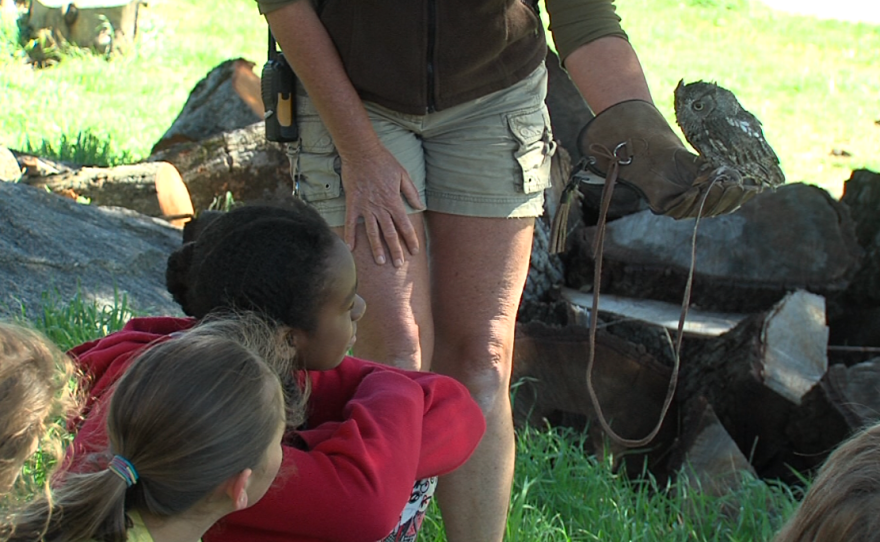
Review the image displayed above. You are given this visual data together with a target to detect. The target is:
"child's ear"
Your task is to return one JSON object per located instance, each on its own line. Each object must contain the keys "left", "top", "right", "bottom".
{"left": 224, "top": 468, "right": 253, "bottom": 511}
{"left": 275, "top": 327, "right": 300, "bottom": 356}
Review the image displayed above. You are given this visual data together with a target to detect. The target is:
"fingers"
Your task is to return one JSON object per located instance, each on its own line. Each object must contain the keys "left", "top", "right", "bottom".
{"left": 399, "top": 177, "right": 424, "bottom": 257}
{"left": 346, "top": 207, "right": 418, "bottom": 268}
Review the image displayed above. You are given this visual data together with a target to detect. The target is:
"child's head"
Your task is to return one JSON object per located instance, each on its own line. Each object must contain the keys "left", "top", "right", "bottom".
{"left": 772, "top": 422, "right": 880, "bottom": 542}
{"left": 166, "top": 200, "right": 365, "bottom": 371}
{"left": 4, "top": 316, "right": 287, "bottom": 542}
{"left": 0, "top": 321, "right": 76, "bottom": 494}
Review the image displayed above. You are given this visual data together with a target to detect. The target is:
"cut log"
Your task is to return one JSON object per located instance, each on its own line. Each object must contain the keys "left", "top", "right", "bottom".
{"left": 26, "top": 0, "right": 142, "bottom": 55}
{"left": 147, "top": 121, "right": 291, "bottom": 211}
{"left": 562, "top": 287, "right": 747, "bottom": 338}
{"left": 0, "top": 146, "right": 21, "bottom": 182}
{"left": 544, "top": 50, "right": 593, "bottom": 161}
{"left": 152, "top": 59, "right": 264, "bottom": 154}
{"left": 0, "top": 181, "right": 183, "bottom": 318}
{"left": 679, "top": 290, "right": 830, "bottom": 480}
{"left": 521, "top": 144, "right": 571, "bottom": 317}
{"left": 839, "top": 169, "right": 880, "bottom": 307}
{"left": 821, "top": 359, "right": 880, "bottom": 430}
{"left": 9, "top": 149, "right": 75, "bottom": 177}
{"left": 20, "top": 161, "right": 194, "bottom": 227}
{"left": 565, "top": 183, "right": 863, "bottom": 313}
{"left": 511, "top": 320, "right": 678, "bottom": 477}
{"left": 669, "top": 396, "right": 757, "bottom": 502}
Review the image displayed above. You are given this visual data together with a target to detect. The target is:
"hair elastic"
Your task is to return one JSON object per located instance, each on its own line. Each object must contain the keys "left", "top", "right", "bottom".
{"left": 108, "top": 455, "right": 139, "bottom": 487}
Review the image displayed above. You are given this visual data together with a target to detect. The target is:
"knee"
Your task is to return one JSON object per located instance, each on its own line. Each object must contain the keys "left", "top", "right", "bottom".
{"left": 435, "top": 338, "right": 513, "bottom": 414}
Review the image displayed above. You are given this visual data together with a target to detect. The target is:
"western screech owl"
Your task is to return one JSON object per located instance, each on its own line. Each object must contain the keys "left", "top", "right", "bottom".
{"left": 674, "top": 80, "right": 785, "bottom": 188}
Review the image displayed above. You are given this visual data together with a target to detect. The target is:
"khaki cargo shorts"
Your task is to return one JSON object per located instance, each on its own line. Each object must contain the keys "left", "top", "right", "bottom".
{"left": 287, "top": 63, "right": 555, "bottom": 227}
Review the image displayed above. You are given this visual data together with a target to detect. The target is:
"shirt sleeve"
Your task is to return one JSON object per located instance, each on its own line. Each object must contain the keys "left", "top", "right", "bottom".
{"left": 207, "top": 371, "right": 426, "bottom": 542}
{"left": 308, "top": 357, "right": 486, "bottom": 478}
{"left": 255, "top": 0, "right": 305, "bottom": 15}
{"left": 545, "top": 0, "right": 629, "bottom": 62}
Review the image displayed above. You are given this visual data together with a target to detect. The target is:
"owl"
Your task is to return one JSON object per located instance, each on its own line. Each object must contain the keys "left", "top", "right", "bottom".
{"left": 674, "top": 80, "right": 785, "bottom": 188}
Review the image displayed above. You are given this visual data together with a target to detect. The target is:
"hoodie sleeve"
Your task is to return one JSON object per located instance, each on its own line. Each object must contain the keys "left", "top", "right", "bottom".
{"left": 206, "top": 370, "right": 426, "bottom": 542}
{"left": 308, "top": 357, "right": 486, "bottom": 478}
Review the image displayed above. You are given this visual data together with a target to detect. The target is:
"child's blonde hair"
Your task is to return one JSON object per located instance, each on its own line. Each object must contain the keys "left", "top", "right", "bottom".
{"left": 772, "top": 422, "right": 880, "bottom": 542}
{"left": 3, "top": 315, "right": 288, "bottom": 542}
{"left": 0, "top": 321, "right": 77, "bottom": 495}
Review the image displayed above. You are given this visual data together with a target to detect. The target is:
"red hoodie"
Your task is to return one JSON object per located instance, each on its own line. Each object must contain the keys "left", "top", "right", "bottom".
{"left": 67, "top": 317, "right": 486, "bottom": 542}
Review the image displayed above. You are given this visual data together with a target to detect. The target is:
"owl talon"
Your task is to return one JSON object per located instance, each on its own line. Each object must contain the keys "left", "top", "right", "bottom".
{"left": 709, "top": 165, "right": 744, "bottom": 187}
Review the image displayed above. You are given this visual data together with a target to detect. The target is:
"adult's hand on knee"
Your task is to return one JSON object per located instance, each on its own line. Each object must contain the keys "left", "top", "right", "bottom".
{"left": 341, "top": 145, "right": 424, "bottom": 267}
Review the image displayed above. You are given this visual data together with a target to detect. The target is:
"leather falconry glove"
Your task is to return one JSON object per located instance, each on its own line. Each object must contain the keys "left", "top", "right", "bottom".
{"left": 578, "top": 99, "right": 762, "bottom": 219}
{"left": 549, "top": 100, "right": 765, "bottom": 253}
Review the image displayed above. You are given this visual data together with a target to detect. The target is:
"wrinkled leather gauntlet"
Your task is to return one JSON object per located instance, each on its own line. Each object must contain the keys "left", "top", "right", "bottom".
{"left": 577, "top": 100, "right": 762, "bottom": 219}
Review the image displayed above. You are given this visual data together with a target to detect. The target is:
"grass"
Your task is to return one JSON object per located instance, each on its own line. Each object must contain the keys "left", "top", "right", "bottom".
{"left": 418, "top": 424, "right": 800, "bottom": 541}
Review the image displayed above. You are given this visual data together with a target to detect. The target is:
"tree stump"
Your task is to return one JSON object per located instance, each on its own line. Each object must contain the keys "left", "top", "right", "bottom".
{"left": 152, "top": 58, "right": 264, "bottom": 154}
{"left": 26, "top": 0, "right": 142, "bottom": 55}
{"left": 20, "top": 160, "right": 194, "bottom": 227}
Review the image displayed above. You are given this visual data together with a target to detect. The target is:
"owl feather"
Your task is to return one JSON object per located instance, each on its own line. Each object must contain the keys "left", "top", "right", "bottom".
{"left": 674, "top": 80, "right": 785, "bottom": 188}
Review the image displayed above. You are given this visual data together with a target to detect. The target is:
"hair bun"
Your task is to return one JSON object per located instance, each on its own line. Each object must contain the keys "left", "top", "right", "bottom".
{"left": 165, "top": 242, "right": 196, "bottom": 315}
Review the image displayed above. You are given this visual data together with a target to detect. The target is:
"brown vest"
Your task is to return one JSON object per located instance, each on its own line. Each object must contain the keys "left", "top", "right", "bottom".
{"left": 318, "top": 0, "right": 547, "bottom": 114}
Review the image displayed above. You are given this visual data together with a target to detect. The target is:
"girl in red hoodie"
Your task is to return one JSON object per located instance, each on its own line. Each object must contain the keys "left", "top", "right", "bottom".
{"left": 5, "top": 318, "right": 288, "bottom": 542}
{"left": 65, "top": 200, "right": 486, "bottom": 542}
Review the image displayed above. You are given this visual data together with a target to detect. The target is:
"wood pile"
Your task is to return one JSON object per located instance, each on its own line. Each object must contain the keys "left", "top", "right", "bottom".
{"left": 515, "top": 166, "right": 880, "bottom": 491}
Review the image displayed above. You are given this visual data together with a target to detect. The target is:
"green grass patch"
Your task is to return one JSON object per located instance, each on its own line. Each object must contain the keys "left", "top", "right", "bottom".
{"left": 418, "top": 425, "right": 800, "bottom": 541}
{"left": 16, "top": 286, "right": 136, "bottom": 351}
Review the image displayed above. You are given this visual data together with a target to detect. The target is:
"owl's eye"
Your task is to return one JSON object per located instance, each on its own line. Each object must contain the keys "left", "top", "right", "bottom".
{"left": 693, "top": 102, "right": 704, "bottom": 111}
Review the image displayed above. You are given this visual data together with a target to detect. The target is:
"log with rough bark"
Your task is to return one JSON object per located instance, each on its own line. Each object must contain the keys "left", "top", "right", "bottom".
{"left": 821, "top": 359, "right": 880, "bottom": 430}
{"left": 26, "top": 0, "right": 142, "bottom": 55}
{"left": 20, "top": 160, "right": 194, "bottom": 227}
{"left": 0, "top": 146, "right": 21, "bottom": 181}
{"left": 520, "top": 145, "right": 572, "bottom": 317}
{"left": 152, "top": 59, "right": 264, "bottom": 154}
{"left": 565, "top": 183, "right": 863, "bottom": 313}
{"left": 147, "top": 121, "right": 291, "bottom": 211}
{"left": 838, "top": 169, "right": 880, "bottom": 307}
{"left": 562, "top": 287, "right": 747, "bottom": 338}
{"left": 511, "top": 320, "right": 678, "bottom": 477}
{"left": 544, "top": 50, "right": 593, "bottom": 161}
{"left": 668, "top": 396, "right": 757, "bottom": 502}
{"left": 679, "top": 290, "right": 833, "bottom": 481}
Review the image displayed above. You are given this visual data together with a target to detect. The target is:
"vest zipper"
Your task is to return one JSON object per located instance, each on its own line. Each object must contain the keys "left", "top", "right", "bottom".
{"left": 426, "top": 0, "right": 437, "bottom": 113}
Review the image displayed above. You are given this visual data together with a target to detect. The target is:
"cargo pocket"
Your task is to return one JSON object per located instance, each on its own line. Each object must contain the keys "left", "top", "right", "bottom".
{"left": 296, "top": 117, "right": 343, "bottom": 203}
{"left": 507, "top": 106, "right": 556, "bottom": 194}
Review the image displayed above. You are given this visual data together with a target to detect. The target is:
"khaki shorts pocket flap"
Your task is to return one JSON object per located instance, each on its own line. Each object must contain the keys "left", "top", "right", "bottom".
{"left": 507, "top": 107, "right": 556, "bottom": 194}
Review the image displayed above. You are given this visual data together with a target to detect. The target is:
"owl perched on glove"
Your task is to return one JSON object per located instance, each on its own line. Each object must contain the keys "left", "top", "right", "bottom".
{"left": 674, "top": 80, "right": 785, "bottom": 189}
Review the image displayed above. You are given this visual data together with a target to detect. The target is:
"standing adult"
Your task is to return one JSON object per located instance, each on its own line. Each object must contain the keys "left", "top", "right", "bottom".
{"left": 256, "top": 1, "right": 758, "bottom": 540}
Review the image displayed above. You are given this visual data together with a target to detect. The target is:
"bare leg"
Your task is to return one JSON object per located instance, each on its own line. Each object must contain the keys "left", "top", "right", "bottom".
{"left": 334, "top": 213, "right": 433, "bottom": 371}
{"left": 427, "top": 213, "right": 535, "bottom": 542}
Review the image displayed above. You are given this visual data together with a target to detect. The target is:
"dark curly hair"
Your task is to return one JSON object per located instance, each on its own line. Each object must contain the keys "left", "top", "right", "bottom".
{"left": 165, "top": 200, "right": 338, "bottom": 334}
